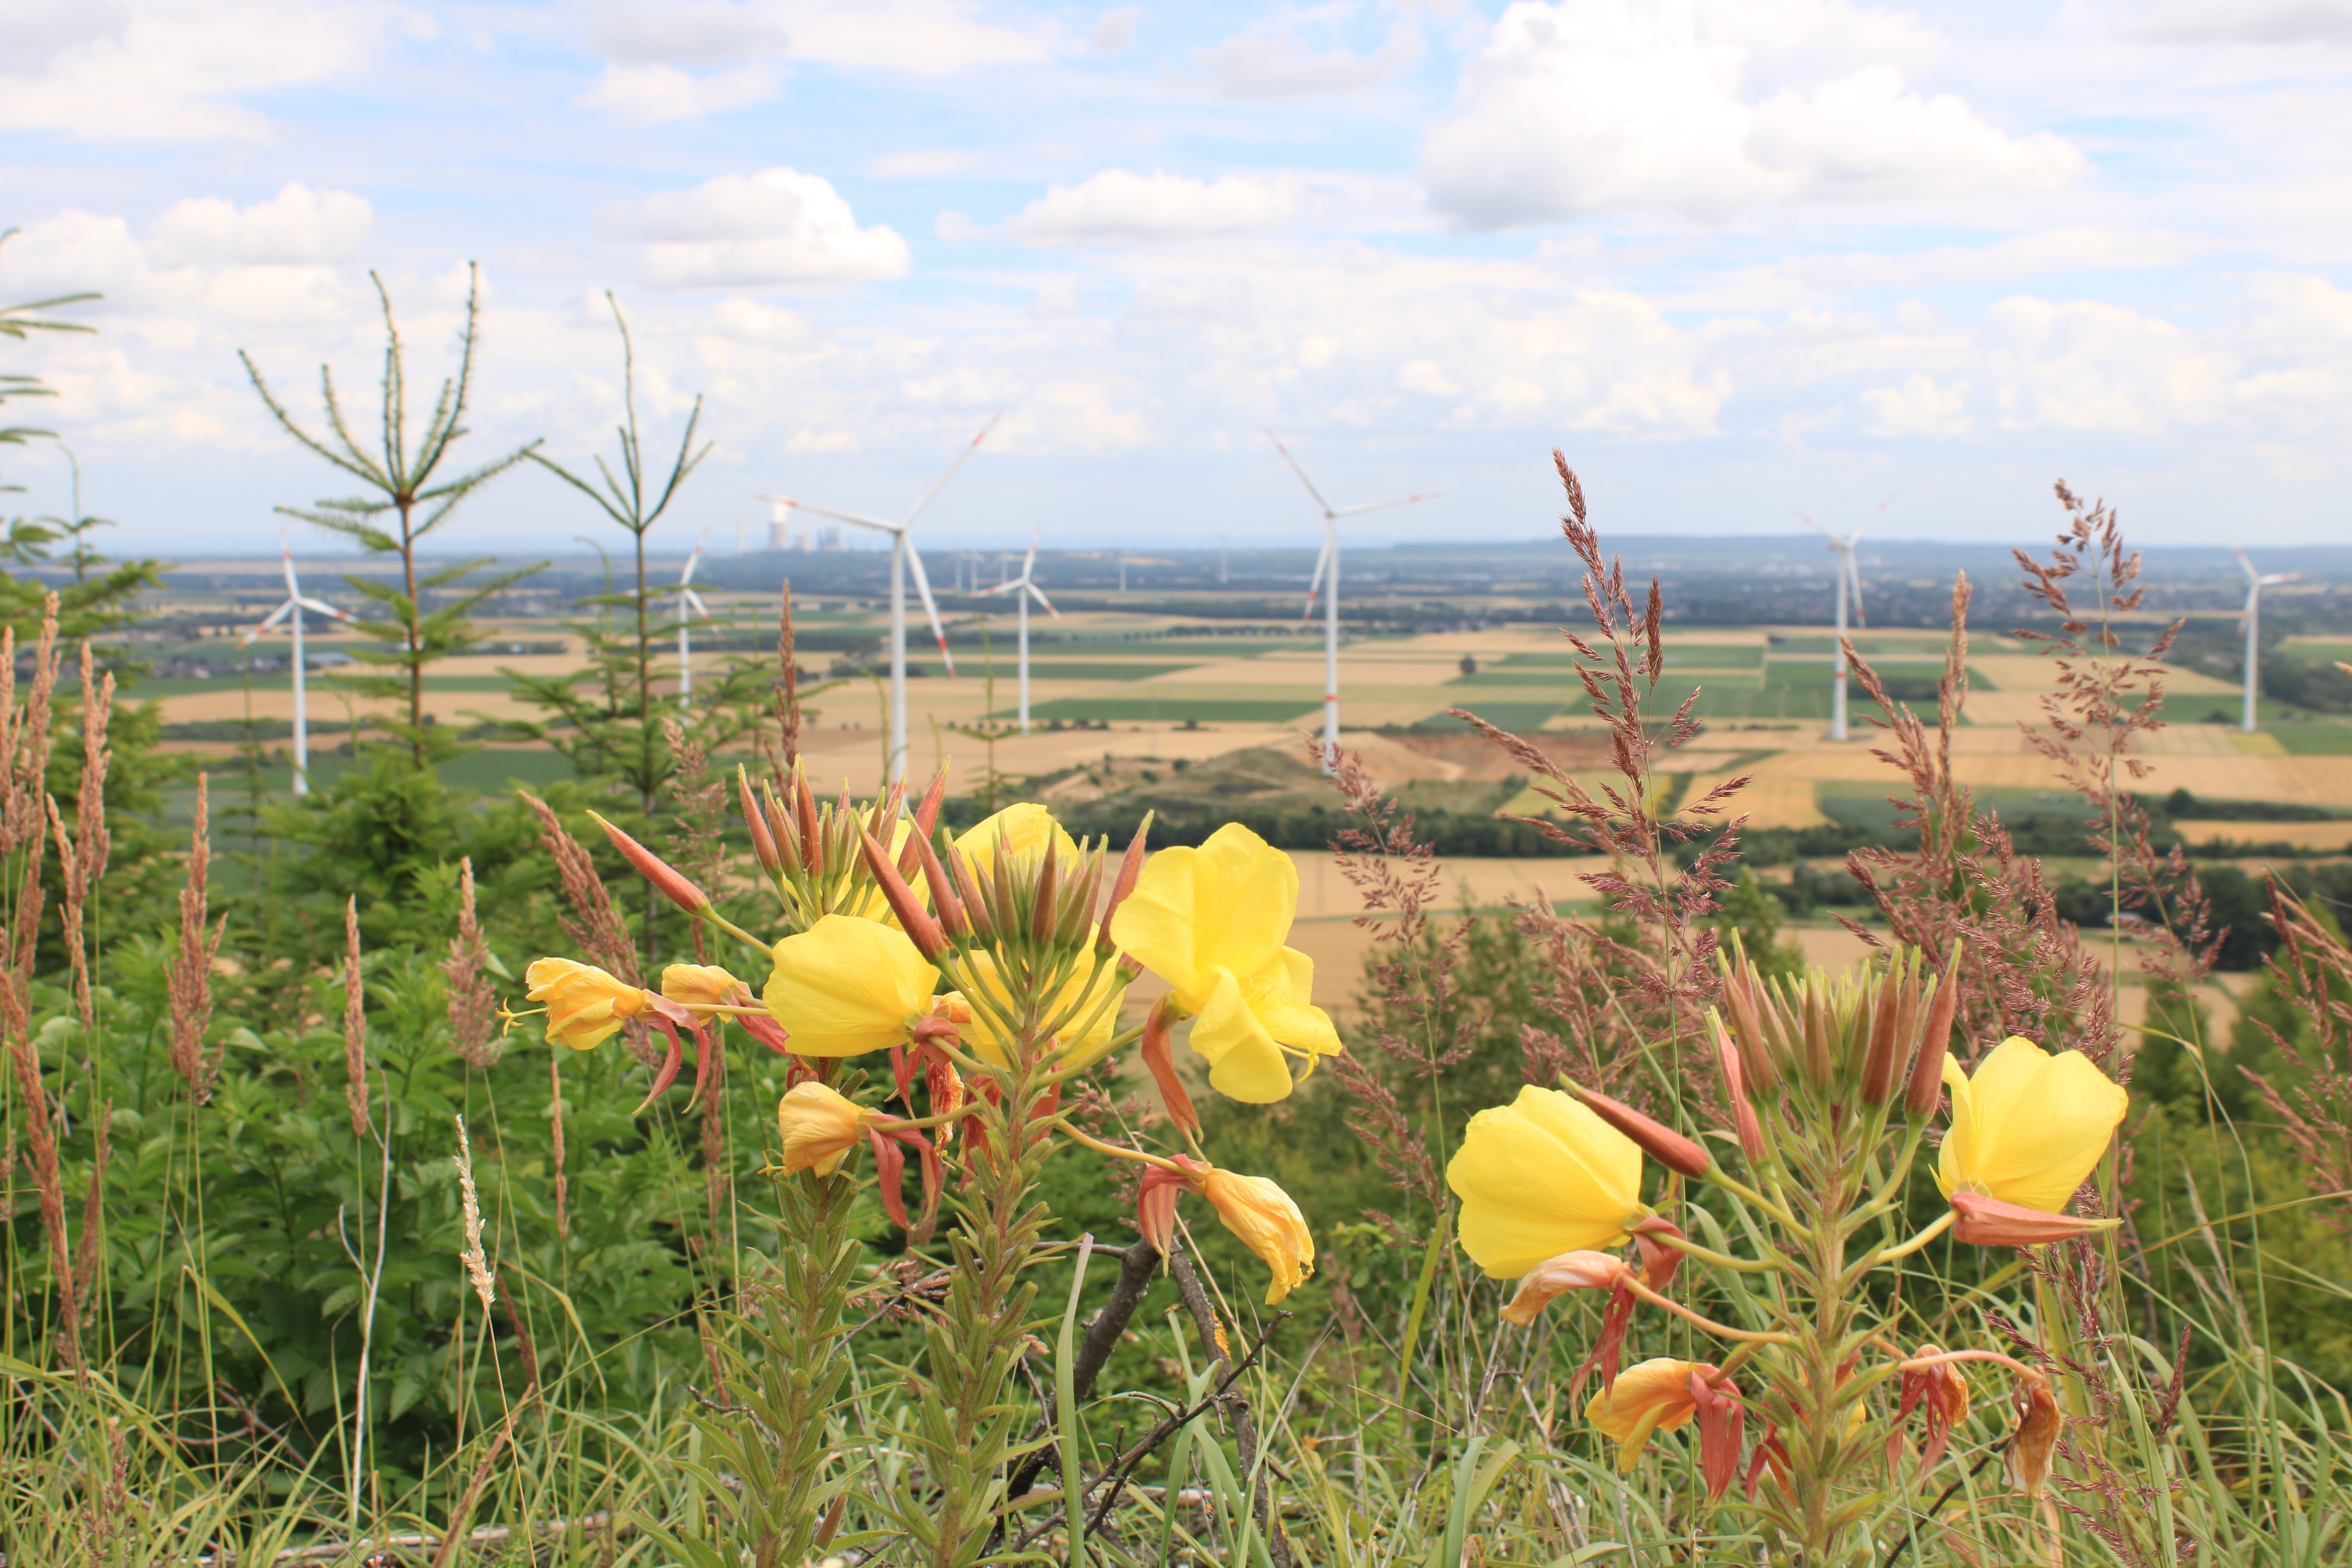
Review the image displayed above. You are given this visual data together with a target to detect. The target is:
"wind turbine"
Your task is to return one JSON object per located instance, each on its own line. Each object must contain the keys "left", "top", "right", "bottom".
{"left": 243, "top": 532, "right": 352, "bottom": 796}
{"left": 1269, "top": 431, "right": 1436, "bottom": 769}
{"left": 769, "top": 415, "right": 997, "bottom": 780}
{"left": 981, "top": 527, "right": 1060, "bottom": 733}
{"left": 1797, "top": 499, "right": 1889, "bottom": 742}
{"left": 675, "top": 531, "right": 713, "bottom": 708}
{"left": 2233, "top": 543, "right": 2303, "bottom": 734}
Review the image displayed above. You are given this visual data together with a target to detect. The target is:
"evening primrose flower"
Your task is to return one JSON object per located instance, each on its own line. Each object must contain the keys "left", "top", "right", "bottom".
{"left": 660, "top": 964, "right": 745, "bottom": 1009}
{"left": 1935, "top": 1036, "right": 2129, "bottom": 1216}
{"left": 1585, "top": 1359, "right": 1744, "bottom": 1497}
{"left": 525, "top": 958, "right": 652, "bottom": 1051}
{"left": 1107, "top": 823, "right": 1340, "bottom": 1102}
{"left": 762, "top": 914, "right": 940, "bottom": 1057}
{"left": 1448, "top": 1086, "right": 1648, "bottom": 1279}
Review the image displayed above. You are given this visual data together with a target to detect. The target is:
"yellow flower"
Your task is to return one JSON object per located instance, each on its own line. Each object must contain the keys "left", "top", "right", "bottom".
{"left": 1448, "top": 1086, "right": 1647, "bottom": 1278}
{"left": 955, "top": 802, "right": 1079, "bottom": 878}
{"left": 1199, "top": 1168, "right": 1315, "bottom": 1305}
{"left": 525, "top": 958, "right": 651, "bottom": 1052}
{"left": 1935, "top": 1036, "right": 2129, "bottom": 1214}
{"left": 762, "top": 914, "right": 939, "bottom": 1058}
{"left": 774, "top": 1082, "right": 879, "bottom": 1177}
{"left": 1585, "top": 1359, "right": 1706, "bottom": 1472}
{"left": 1107, "top": 823, "right": 1341, "bottom": 1102}
{"left": 952, "top": 941, "right": 1127, "bottom": 1068}
{"left": 661, "top": 964, "right": 747, "bottom": 1009}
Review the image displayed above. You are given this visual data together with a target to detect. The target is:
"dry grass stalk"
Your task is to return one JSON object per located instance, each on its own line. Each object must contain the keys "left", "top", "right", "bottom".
{"left": 73, "top": 1097, "right": 110, "bottom": 1331}
{"left": 549, "top": 1053, "right": 570, "bottom": 1241}
{"left": 778, "top": 577, "right": 801, "bottom": 768}
{"left": 0, "top": 597, "right": 60, "bottom": 858}
{"left": 661, "top": 715, "right": 728, "bottom": 963}
{"left": 343, "top": 897, "right": 370, "bottom": 1138}
{"left": 46, "top": 644, "right": 113, "bottom": 1033}
{"left": 442, "top": 857, "right": 501, "bottom": 1068}
{"left": 453, "top": 1115, "right": 495, "bottom": 1312}
{"left": 6, "top": 1027, "right": 80, "bottom": 1367}
{"left": 523, "top": 791, "right": 658, "bottom": 1067}
{"left": 167, "top": 773, "right": 227, "bottom": 1103}
{"left": 2245, "top": 883, "right": 2352, "bottom": 1235}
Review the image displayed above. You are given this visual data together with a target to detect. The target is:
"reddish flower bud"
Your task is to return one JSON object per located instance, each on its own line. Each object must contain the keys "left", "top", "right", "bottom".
{"left": 1031, "top": 831, "right": 1059, "bottom": 943}
{"left": 1906, "top": 940, "right": 1965, "bottom": 1119}
{"left": 589, "top": 811, "right": 709, "bottom": 914}
{"left": 904, "top": 822, "right": 968, "bottom": 938}
{"left": 1713, "top": 1018, "right": 1766, "bottom": 1165}
{"left": 1718, "top": 967, "right": 1778, "bottom": 1095}
{"left": 857, "top": 827, "right": 949, "bottom": 959}
{"left": 737, "top": 766, "right": 782, "bottom": 877}
{"left": 1859, "top": 958, "right": 1907, "bottom": 1105}
{"left": 1572, "top": 1083, "right": 1713, "bottom": 1179}
{"left": 1499, "top": 1249, "right": 1626, "bottom": 1327}
{"left": 1095, "top": 813, "right": 1153, "bottom": 955}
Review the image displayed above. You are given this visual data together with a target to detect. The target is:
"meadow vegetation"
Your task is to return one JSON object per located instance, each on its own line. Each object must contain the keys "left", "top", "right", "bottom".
{"left": 4, "top": 256, "right": 2350, "bottom": 1565}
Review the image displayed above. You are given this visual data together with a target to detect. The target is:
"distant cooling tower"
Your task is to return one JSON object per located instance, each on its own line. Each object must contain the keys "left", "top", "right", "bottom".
{"left": 767, "top": 500, "right": 791, "bottom": 552}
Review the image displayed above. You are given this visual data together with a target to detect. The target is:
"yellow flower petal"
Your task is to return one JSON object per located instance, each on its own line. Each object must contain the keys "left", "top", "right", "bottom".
{"left": 1189, "top": 967, "right": 1295, "bottom": 1102}
{"left": 1111, "top": 823, "right": 1298, "bottom": 1012}
{"left": 661, "top": 964, "right": 744, "bottom": 1009}
{"left": 762, "top": 914, "right": 938, "bottom": 1058}
{"left": 955, "top": 802, "right": 1079, "bottom": 880}
{"left": 1245, "top": 948, "right": 1342, "bottom": 1060}
{"left": 525, "top": 957, "right": 649, "bottom": 1052}
{"left": 1936, "top": 1036, "right": 2128, "bottom": 1214}
{"left": 774, "top": 1082, "right": 876, "bottom": 1177}
{"left": 1448, "top": 1086, "right": 1646, "bottom": 1278}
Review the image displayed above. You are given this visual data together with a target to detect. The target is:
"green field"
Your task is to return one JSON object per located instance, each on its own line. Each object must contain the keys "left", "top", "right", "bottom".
{"left": 1008, "top": 696, "right": 1320, "bottom": 724}
{"left": 2273, "top": 723, "right": 2352, "bottom": 754}
{"left": 1418, "top": 699, "right": 1562, "bottom": 732}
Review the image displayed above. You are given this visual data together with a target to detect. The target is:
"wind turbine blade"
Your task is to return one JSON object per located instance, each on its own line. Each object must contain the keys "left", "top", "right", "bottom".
{"left": 902, "top": 412, "right": 1002, "bottom": 530}
{"left": 903, "top": 544, "right": 957, "bottom": 677}
{"left": 1849, "top": 495, "right": 1892, "bottom": 547}
{"left": 296, "top": 597, "right": 350, "bottom": 620}
{"left": 683, "top": 588, "right": 713, "bottom": 621}
{"left": 1267, "top": 429, "right": 1338, "bottom": 517}
{"left": 1332, "top": 492, "right": 1438, "bottom": 518}
{"left": 1795, "top": 512, "right": 1838, "bottom": 545}
{"left": 1027, "top": 582, "right": 1061, "bottom": 619}
{"left": 2234, "top": 544, "right": 2260, "bottom": 583}
{"left": 1302, "top": 534, "right": 1334, "bottom": 621}
{"left": 779, "top": 498, "right": 903, "bottom": 533}
{"left": 1847, "top": 554, "right": 1867, "bottom": 628}
{"left": 681, "top": 530, "right": 708, "bottom": 586}
{"left": 1023, "top": 524, "right": 1040, "bottom": 579}
{"left": 243, "top": 601, "right": 296, "bottom": 644}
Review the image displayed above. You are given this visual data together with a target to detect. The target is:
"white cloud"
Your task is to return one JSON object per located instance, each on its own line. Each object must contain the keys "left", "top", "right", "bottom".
{"left": 1003, "top": 169, "right": 1297, "bottom": 244}
{"left": 577, "top": 60, "right": 777, "bottom": 122}
{"left": 787, "top": 427, "right": 860, "bottom": 452}
{"left": 634, "top": 168, "right": 911, "bottom": 287}
{"left": 2116, "top": 1, "right": 2352, "bottom": 44}
{"left": 1860, "top": 373, "right": 1973, "bottom": 436}
{"left": 704, "top": 298, "right": 813, "bottom": 343}
{"left": 1420, "top": 0, "right": 2082, "bottom": 228}
{"left": 587, "top": 0, "right": 790, "bottom": 64}
{"left": 0, "top": 0, "right": 390, "bottom": 142}
{"left": 1748, "top": 65, "right": 2082, "bottom": 196}
{"left": 147, "top": 183, "right": 373, "bottom": 268}
{"left": 1201, "top": 18, "right": 1423, "bottom": 98}
{"left": 769, "top": 0, "right": 1055, "bottom": 75}
{"left": 1094, "top": 6, "right": 1140, "bottom": 56}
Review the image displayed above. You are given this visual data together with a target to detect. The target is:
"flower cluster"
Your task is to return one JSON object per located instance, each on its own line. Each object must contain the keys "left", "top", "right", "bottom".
{"left": 507, "top": 774, "right": 1339, "bottom": 1304}
{"left": 1449, "top": 942, "right": 2128, "bottom": 1543}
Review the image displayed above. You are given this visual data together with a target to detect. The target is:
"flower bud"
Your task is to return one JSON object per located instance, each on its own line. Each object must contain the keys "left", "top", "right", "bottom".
{"left": 1571, "top": 1083, "right": 1712, "bottom": 1180}
{"left": 1138, "top": 993, "right": 1200, "bottom": 1138}
{"left": 660, "top": 963, "right": 747, "bottom": 1011}
{"left": 1906, "top": 940, "right": 1964, "bottom": 1118}
{"left": 588, "top": 811, "right": 709, "bottom": 913}
{"left": 1711, "top": 1017, "right": 1766, "bottom": 1165}
{"left": 1095, "top": 813, "right": 1153, "bottom": 955}
{"left": 773, "top": 1082, "right": 878, "bottom": 1177}
{"left": 737, "top": 767, "right": 782, "bottom": 877}
{"left": 858, "top": 827, "right": 949, "bottom": 959}
{"left": 1717, "top": 963, "right": 1778, "bottom": 1095}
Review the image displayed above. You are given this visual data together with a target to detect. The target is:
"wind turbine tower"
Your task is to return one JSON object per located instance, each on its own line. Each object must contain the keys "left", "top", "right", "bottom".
{"left": 1269, "top": 431, "right": 1436, "bottom": 768}
{"left": 243, "top": 534, "right": 352, "bottom": 796}
{"left": 676, "top": 532, "right": 713, "bottom": 707}
{"left": 1798, "top": 500, "right": 1889, "bottom": 742}
{"left": 2234, "top": 544, "right": 2303, "bottom": 734}
{"left": 982, "top": 527, "right": 1060, "bottom": 732}
{"left": 769, "top": 415, "right": 997, "bottom": 779}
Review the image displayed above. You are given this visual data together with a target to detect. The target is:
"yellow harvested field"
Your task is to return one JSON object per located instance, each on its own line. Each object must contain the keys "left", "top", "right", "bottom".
{"left": 2174, "top": 819, "right": 2352, "bottom": 851}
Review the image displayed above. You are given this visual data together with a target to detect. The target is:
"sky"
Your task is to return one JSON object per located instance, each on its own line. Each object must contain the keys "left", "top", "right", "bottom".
{"left": 3, "top": 0, "right": 2351, "bottom": 561}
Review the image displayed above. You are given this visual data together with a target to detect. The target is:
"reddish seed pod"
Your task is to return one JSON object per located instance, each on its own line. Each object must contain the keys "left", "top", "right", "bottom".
{"left": 737, "top": 766, "right": 782, "bottom": 877}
